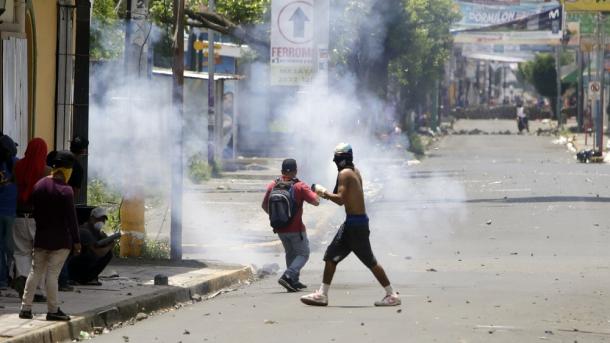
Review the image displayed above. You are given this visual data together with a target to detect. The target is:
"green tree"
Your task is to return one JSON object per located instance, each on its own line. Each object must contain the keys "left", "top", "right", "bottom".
{"left": 516, "top": 61, "right": 532, "bottom": 85}
{"left": 330, "top": 0, "right": 459, "bottom": 104}
{"left": 90, "top": 0, "right": 124, "bottom": 60}
{"left": 150, "top": 0, "right": 270, "bottom": 28}
{"left": 330, "top": 0, "right": 407, "bottom": 97}
{"left": 387, "top": 0, "right": 460, "bottom": 118}
{"left": 529, "top": 53, "right": 557, "bottom": 100}
{"left": 518, "top": 53, "right": 573, "bottom": 117}
{"left": 149, "top": 0, "right": 270, "bottom": 62}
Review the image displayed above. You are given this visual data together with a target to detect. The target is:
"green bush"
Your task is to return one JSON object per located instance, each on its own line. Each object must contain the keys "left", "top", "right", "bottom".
{"left": 188, "top": 153, "right": 224, "bottom": 182}
{"left": 188, "top": 154, "right": 213, "bottom": 183}
{"left": 408, "top": 133, "right": 425, "bottom": 156}
{"left": 140, "top": 239, "right": 171, "bottom": 260}
{"left": 87, "top": 179, "right": 121, "bottom": 205}
{"left": 87, "top": 179, "right": 121, "bottom": 234}
{"left": 111, "top": 238, "right": 170, "bottom": 260}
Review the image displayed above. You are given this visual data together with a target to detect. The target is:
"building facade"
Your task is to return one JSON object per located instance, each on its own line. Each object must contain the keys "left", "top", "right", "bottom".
{"left": 0, "top": 0, "right": 89, "bottom": 155}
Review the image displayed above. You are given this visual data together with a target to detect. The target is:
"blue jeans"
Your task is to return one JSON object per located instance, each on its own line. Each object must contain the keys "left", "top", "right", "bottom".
{"left": 278, "top": 231, "right": 310, "bottom": 282}
{"left": 0, "top": 215, "right": 15, "bottom": 288}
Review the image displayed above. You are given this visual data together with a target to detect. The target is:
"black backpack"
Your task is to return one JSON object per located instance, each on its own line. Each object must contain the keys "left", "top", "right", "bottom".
{"left": 268, "top": 178, "right": 298, "bottom": 232}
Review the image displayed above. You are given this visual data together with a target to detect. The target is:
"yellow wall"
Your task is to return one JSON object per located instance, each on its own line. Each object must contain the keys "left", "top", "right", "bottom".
{"left": 31, "top": 0, "right": 57, "bottom": 149}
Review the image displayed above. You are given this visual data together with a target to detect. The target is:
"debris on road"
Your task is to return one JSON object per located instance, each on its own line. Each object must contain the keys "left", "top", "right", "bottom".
{"left": 486, "top": 220, "right": 492, "bottom": 225}
{"left": 426, "top": 268, "right": 438, "bottom": 272}
{"left": 79, "top": 331, "right": 91, "bottom": 340}
{"left": 552, "top": 137, "right": 568, "bottom": 145}
{"left": 264, "top": 320, "right": 278, "bottom": 324}
{"left": 252, "top": 263, "right": 280, "bottom": 278}
{"left": 206, "top": 288, "right": 237, "bottom": 300}
{"left": 135, "top": 312, "right": 148, "bottom": 321}
{"left": 154, "top": 274, "right": 168, "bottom": 286}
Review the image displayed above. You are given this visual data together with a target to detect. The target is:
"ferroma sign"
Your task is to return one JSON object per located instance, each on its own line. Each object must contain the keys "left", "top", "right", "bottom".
{"left": 271, "top": 0, "right": 315, "bottom": 86}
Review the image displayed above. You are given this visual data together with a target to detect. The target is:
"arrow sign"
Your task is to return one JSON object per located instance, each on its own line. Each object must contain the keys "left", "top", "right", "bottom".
{"left": 289, "top": 7, "right": 309, "bottom": 38}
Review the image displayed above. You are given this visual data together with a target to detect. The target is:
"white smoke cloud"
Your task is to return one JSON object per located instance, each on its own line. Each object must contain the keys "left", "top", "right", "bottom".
{"left": 87, "top": 2, "right": 468, "bottom": 270}
{"left": 88, "top": 61, "right": 176, "bottom": 200}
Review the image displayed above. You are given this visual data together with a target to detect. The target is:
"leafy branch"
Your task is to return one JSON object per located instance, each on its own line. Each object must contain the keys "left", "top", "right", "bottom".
{"left": 184, "top": 8, "right": 270, "bottom": 57}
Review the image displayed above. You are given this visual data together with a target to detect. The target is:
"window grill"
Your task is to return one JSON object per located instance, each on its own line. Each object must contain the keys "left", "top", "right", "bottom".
{"left": 55, "top": 2, "right": 76, "bottom": 150}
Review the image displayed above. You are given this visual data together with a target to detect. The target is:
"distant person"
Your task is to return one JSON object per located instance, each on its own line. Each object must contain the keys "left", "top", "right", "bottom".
{"left": 516, "top": 103, "right": 529, "bottom": 133}
{"left": 13, "top": 138, "right": 49, "bottom": 302}
{"left": 0, "top": 134, "right": 18, "bottom": 290}
{"left": 68, "top": 136, "right": 88, "bottom": 200}
{"left": 262, "top": 158, "right": 319, "bottom": 292}
{"left": 68, "top": 207, "right": 115, "bottom": 285}
{"left": 222, "top": 92, "right": 234, "bottom": 158}
{"left": 19, "top": 151, "right": 81, "bottom": 321}
{"left": 46, "top": 136, "right": 88, "bottom": 201}
{"left": 301, "top": 143, "right": 401, "bottom": 307}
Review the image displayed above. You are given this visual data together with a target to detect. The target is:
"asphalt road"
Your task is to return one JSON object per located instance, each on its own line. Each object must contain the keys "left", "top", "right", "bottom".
{"left": 91, "top": 122, "right": 610, "bottom": 343}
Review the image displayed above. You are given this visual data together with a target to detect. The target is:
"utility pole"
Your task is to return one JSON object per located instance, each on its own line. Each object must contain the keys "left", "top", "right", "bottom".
{"left": 432, "top": 79, "right": 439, "bottom": 130}
{"left": 577, "top": 49, "right": 583, "bottom": 131}
{"left": 487, "top": 61, "right": 492, "bottom": 105}
{"left": 556, "top": 45, "right": 562, "bottom": 128}
{"left": 596, "top": 12, "right": 605, "bottom": 154}
{"left": 124, "top": 0, "right": 132, "bottom": 75}
{"left": 170, "top": 0, "right": 184, "bottom": 261}
{"left": 207, "top": 0, "right": 217, "bottom": 166}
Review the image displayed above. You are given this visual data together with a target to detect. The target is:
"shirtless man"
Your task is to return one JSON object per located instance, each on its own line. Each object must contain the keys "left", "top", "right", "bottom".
{"left": 300, "top": 143, "right": 400, "bottom": 307}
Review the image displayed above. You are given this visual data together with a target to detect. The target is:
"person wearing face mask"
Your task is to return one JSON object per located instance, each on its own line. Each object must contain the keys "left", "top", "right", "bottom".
{"left": 19, "top": 150, "right": 81, "bottom": 321}
{"left": 301, "top": 143, "right": 401, "bottom": 307}
{"left": 66, "top": 207, "right": 113, "bottom": 286}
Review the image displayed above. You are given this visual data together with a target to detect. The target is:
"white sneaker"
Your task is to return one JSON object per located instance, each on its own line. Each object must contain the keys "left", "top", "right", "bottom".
{"left": 300, "top": 291, "right": 328, "bottom": 306}
{"left": 374, "top": 294, "right": 401, "bottom": 307}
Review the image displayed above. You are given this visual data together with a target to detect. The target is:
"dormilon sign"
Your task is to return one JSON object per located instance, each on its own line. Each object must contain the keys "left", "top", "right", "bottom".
{"left": 271, "top": 0, "right": 315, "bottom": 86}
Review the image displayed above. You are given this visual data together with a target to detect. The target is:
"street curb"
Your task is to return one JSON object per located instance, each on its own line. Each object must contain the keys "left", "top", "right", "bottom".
{"left": 5, "top": 266, "right": 253, "bottom": 343}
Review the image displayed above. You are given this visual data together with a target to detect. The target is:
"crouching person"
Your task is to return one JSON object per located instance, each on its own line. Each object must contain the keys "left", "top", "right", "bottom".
{"left": 68, "top": 207, "right": 113, "bottom": 285}
{"left": 19, "top": 151, "right": 81, "bottom": 321}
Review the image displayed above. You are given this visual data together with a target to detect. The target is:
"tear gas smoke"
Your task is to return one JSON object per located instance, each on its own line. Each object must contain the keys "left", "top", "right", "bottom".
{"left": 88, "top": 62, "right": 174, "bottom": 200}
{"left": 88, "top": 3, "right": 467, "bottom": 269}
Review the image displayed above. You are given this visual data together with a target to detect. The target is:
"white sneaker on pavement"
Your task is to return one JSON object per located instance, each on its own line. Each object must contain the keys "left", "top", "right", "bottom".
{"left": 300, "top": 291, "right": 328, "bottom": 306}
{"left": 374, "top": 294, "right": 401, "bottom": 307}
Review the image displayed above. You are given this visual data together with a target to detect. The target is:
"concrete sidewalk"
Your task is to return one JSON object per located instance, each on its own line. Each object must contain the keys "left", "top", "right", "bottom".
{"left": 0, "top": 260, "right": 252, "bottom": 343}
